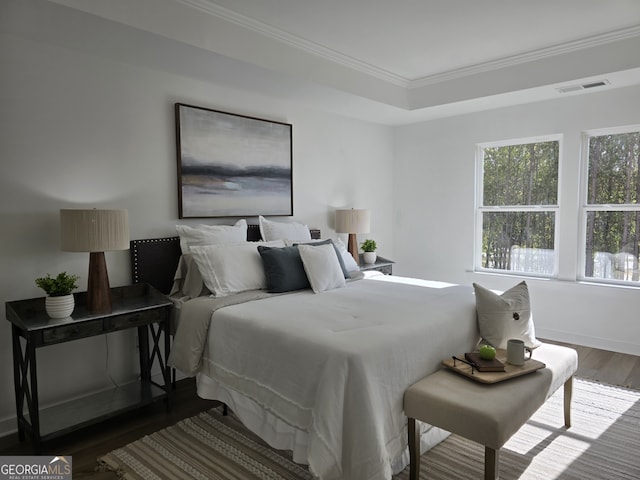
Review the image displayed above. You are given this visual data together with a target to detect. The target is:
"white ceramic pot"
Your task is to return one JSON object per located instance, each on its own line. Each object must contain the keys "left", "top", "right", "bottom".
{"left": 45, "top": 294, "right": 74, "bottom": 319}
{"left": 363, "top": 252, "right": 377, "bottom": 264}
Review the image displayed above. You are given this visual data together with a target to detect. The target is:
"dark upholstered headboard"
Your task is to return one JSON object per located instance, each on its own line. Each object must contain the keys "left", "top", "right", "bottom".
{"left": 130, "top": 224, "right": 320, "bottom": 294}
{"left": 130, "top": 236, "right": 181, "bottom": 295}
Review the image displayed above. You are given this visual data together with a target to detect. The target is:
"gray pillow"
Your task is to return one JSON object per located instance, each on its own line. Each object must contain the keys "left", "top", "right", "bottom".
{"left": 293, "top": 239, "right": 349, "bottom": 278}
{"left": 258, "top": 245, "right": 310, "bottom": 293}
{"left": 473, "top": 281, "right": 541, "bottom": 349}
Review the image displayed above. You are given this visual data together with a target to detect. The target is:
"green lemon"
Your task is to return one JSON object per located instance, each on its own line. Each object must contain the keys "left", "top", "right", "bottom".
{"left": 479, "top": 344, "right": 496, "bottom": 360}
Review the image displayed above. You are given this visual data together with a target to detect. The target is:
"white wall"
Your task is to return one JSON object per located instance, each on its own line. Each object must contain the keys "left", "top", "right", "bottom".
{"left": 393, "top": 85, "right": 640, "bottom": 357}
{"left": 0, "top": 2, "right": 394, "bottom": 434}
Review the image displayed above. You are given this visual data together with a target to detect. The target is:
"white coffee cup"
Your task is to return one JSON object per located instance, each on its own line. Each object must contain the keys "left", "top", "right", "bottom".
{"left": 506, "top": 338, "right": 532, "bottom": 366}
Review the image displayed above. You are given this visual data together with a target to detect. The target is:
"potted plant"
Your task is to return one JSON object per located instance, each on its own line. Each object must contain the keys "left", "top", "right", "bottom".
{"left": 35, "top": 272, "right": 79, "bottom": 318}
{"left": 360, "top": 239, "right": 377, "bottom": 264}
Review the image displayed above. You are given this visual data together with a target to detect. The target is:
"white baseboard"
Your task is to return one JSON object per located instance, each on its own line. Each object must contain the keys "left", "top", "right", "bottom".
{"left": 537, "top": 327, "right": 640, "bottom": 356}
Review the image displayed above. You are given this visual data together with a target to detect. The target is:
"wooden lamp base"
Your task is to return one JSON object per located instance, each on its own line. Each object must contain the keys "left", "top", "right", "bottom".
{"left": 87, "top": 251, "right": 112, "bottom": 313}
{"left": 347, "top": 233, "right": 360, "bottom": 265}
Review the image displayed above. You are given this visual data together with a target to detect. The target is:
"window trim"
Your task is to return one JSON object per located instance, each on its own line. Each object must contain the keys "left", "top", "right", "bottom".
{"left": 578, "top": 124, "right": 640, "bottom": 285}
{"left": 474, "top": 134, "right": 562, "bottom": 277}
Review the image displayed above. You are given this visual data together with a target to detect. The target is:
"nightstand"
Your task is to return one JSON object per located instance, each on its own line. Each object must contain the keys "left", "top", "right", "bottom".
{"left": 358, "top": 255, "right": 394, "bottom": 275}
{"left": 5, "top": 283, "right": 172, "bottom": 453}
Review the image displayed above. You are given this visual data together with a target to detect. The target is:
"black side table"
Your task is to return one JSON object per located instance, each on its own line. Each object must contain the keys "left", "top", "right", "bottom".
{"left": 5, "top": 283, "right": 173, "bottom": 453}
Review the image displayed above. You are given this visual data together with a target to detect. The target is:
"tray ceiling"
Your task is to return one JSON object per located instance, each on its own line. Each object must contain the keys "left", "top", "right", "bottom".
{"left": 34, "top": 0, "right": 640, "bottom": 123}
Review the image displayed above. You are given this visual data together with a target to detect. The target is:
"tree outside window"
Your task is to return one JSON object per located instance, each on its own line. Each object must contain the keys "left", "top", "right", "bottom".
{"left": 583, "top": 128, "right": 640, "bottom": 283}
{"left": 476, "top": 138, "right": 559, "bottom": 276}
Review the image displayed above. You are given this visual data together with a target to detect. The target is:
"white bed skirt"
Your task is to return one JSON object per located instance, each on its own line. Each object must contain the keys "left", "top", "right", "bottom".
{"left": 196, "top": 373, "right": 450, "bottom": 476}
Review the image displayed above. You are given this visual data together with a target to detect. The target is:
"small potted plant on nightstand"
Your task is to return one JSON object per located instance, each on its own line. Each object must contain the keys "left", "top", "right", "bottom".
{"left": 35, "top": 272, "right": 79, "bottom": 318}
{"left": 360, "top": 239, "right": 377, "bottom": 264}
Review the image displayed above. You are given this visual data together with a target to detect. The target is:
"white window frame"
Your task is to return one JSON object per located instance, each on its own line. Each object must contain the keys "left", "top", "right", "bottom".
{"left": 475, "top": 134, "right": 562, "bottom": 278}
{"left": 578, "top": 124, "right": 640, "bottom": 285}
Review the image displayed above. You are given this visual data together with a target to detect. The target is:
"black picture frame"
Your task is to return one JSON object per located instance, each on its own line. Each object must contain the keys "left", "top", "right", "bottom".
{"left": 175, "top": 103, "right": 293, "bottom": 218}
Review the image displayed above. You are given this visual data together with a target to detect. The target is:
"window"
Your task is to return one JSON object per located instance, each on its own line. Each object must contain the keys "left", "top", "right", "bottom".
{"left": 476, "top": 137, "right": 560, "bottom": 276}
{"left": 581, "top": 127, "right": 640, "bottom": 284}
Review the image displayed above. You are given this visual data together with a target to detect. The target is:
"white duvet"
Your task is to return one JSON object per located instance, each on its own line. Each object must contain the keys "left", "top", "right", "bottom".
{"left": 171, "top": 275, "right": 479, "bottom": 480}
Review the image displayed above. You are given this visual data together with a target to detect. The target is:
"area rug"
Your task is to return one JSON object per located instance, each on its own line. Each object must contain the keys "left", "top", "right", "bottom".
{"left": 98, "top": 378, "right": 640, "bottom": 479}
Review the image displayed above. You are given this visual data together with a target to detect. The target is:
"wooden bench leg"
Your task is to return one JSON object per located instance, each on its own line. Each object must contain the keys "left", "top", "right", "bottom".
{"left": 408, "top": 417, "right": 420, "bottom": 480}
{"left": 485, "top": 446, "right": 499, "bottom": 480}
{"left": 564, "top": 376, "right": 573, "bottom": 428}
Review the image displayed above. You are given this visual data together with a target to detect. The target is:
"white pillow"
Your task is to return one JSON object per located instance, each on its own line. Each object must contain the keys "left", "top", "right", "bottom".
{"left": 259, "top": 215, "right": 311, "bottom": 242}
{"left": 190, "top": 240, "right": 284, "bottom": 297}
{"left": 333, "top": 237, "right": 360, "bottom": 273}
{"left": 287, "top": 239, "right": 349, "bottom": 278}
{"left": 473, "top": 281, "right": 541, "bottom": 350}
{"left": 176, "top": 219, "right": 247, "bottom": 253}
{"left": 298, "top": 244, "right": 346, "bottom": 293}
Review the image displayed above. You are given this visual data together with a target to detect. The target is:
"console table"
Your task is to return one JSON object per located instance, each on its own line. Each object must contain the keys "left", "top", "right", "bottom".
{"left": 6, "top": 283, "right": 172, "bottom": 453}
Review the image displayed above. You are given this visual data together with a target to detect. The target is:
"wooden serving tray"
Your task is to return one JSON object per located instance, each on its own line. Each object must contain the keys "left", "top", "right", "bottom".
{"left": 442, "top": 349, "right": 546, "bottom": 384}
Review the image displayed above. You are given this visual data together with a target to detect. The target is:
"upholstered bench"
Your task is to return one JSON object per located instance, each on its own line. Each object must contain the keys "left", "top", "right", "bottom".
{"left": 404, "top": 342, "right": 578, "bottom": 480}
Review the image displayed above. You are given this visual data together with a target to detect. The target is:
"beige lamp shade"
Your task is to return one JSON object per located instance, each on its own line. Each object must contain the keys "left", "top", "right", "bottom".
{"left": 60, "top": 209, "right": 129, "bottom": 314}
{"left": 60, "top": 209, "right": 129, "bottom": 252}
{"left": 335, "top": 209, "right": 370, "bottom": 265}
{"left": 335, "top": 209, "right": 370, "bottom": 234}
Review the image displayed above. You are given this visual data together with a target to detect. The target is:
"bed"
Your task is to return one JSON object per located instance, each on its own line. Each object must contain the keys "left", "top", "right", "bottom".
{"left": 130, "top": 224, "right": 480, "bottom": 480}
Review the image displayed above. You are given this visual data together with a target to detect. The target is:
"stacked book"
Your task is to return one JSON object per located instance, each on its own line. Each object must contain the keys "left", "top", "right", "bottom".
{"left": 464, "top": 352, "right": 506, "bottom": 372}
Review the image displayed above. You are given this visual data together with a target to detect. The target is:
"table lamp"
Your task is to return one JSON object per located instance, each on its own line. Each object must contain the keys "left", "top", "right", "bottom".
{"left": 335, "top": 208, "right": 370, "bottom": 265}
{"left": 60, "top": 209, "right": 129, "bottom": 313}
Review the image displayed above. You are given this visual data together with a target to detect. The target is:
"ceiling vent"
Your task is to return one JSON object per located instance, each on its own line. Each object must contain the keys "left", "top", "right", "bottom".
{"left": 556, "top": 79, "right": 609, "bottom": 94}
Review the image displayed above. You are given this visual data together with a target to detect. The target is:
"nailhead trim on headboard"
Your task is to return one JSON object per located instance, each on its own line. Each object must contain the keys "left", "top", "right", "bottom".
{"left": 130, "top": 224, "right": 321, "bottom": 294}
{"left": 130, "top": 236, "right": 181, "bottom": 294}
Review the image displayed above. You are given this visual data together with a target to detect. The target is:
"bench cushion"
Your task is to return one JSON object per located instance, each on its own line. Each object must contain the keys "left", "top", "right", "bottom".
{"left": 404, "top": 343, "right": 577, "bottom": 450}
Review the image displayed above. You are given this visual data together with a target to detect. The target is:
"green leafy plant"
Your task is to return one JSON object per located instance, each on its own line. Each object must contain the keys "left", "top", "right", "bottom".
{"left": 360, "top": 239, "right": 377, "bottom": 252}
{"left": 35, "top": 272, "right": 79, "bottom": 296}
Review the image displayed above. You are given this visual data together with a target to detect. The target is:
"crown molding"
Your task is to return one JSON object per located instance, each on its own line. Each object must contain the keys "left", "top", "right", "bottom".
{"left": 174, "top": 0, "right": 410, "bottom": 86}
{"left": 409, "top": 25, "right": 640, "bottom": 89}
{"left": 176, "top": 0, "right": 640, "bottom": 90}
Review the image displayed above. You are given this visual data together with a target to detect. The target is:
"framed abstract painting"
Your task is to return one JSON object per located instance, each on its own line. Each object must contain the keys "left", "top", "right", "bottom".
{"left": 175, "top": 103, "right": 293, "bottom": 218}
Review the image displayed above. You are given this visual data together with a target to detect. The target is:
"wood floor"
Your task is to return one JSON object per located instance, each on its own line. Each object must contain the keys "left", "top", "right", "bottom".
{"left": 542, "top": 339, "right": 640, "bottom": 390}
{"left": 0, "top": 381, "right": 218, "bottom": 479}
{"left": 0, "top": 342, "right": 637, "bottom": 479}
